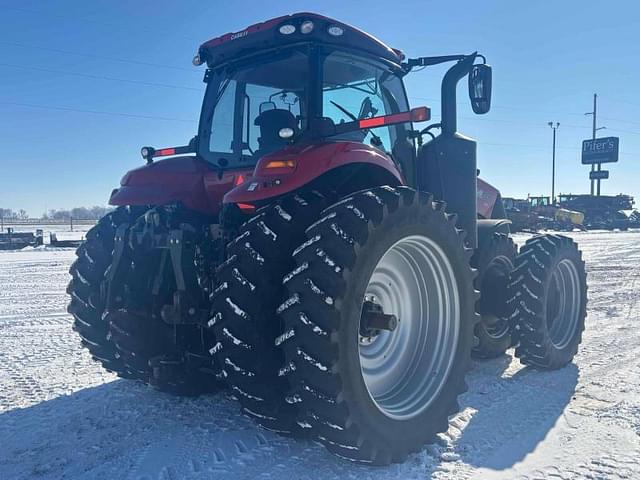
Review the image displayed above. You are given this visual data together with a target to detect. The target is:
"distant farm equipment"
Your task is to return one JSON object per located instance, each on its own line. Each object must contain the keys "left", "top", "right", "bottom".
{"left": 49, "top": 232, "right": 85, "bottom": 248}
{"left": 0, "top": 228, "right": 44, "bottom": 250}
{"left": 504, "top": 196, "right": 585, "bottom": 232}
{"left": 558, "top": 194, "right": 635, "bottom": 230}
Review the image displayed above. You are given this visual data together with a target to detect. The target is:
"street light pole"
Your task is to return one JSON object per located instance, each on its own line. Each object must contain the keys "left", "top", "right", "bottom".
{"left": 548, "top": 122, "right": 560, "bottom": 205}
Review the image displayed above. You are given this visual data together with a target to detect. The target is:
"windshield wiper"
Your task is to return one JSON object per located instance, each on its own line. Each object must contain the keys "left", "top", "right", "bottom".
{"left": 330, "top": 100, "right": 384, "bottom": 148}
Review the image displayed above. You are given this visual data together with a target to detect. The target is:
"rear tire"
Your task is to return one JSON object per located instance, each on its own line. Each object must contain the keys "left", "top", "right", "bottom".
{"left": 67, "top": 208, "right": 134, "bottom": 377}
{"left": 278, "top": 187, "right": 477, "bottom": 464}
{"left": 67, "top": 206, "right": 217, "bottom": 395}
{"left": 509, "top": 234, "right": 587, "bottom": 369}
{"left": 471, "top": 233, "right": 517, "bottom": 359}
{"left": 208, "top": 191, "right": 326, "bottom": 433}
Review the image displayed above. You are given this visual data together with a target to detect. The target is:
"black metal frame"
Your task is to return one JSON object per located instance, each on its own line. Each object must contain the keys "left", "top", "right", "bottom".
{"left": 105, "top": 207, "right": 212, "bottom": 328}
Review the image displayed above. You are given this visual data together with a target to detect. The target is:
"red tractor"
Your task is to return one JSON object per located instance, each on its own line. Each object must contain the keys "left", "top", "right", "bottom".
{"left": 67, "top": 13, "right": 588, "bottom": 464}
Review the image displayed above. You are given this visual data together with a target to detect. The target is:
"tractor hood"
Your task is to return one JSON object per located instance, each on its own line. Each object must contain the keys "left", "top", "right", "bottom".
{"left": 109, "top": 156, "right": 251, "bottom": 215}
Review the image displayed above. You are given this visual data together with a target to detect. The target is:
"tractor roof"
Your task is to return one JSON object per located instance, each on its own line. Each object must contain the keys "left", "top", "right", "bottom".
{"left": 198, "top": 12, "right": 404, "bottom": 67}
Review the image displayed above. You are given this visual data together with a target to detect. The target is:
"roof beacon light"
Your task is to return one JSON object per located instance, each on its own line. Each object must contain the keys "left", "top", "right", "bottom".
{"left": 279, "top": 24, "right": 296, "bottom": 35}
{"left": 300, "top": 20, "right": 314, "bottom": 34}
{"left": 327, "top": 25, "right": 344, "bottom": 36}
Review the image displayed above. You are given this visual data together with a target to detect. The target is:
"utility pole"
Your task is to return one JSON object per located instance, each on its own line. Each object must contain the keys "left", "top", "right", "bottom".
{"left": 585, "top": 93, "right": 606, "bottom": 195}
{"left": 548, "top": 122, "right": 560, "bottom": 204}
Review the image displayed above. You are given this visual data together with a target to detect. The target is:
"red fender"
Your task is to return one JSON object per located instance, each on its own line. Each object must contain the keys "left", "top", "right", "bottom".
{"left": 477, "top": 177, "right": 500, "bottom": 218}
{"left": 109, "top": 156, "right": 252, "bottom": 216}
{"left": 224, "top": 142, "right": 404, "bottom": 204}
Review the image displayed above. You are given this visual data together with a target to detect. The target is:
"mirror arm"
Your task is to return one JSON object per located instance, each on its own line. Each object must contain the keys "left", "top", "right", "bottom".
{"left": 402, "top": 53, "right": 485, "bottom": 75}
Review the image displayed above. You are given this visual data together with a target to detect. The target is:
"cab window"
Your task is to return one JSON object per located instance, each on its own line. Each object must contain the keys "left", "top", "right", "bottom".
{"left": 321, "top": 51, "right": 412, "bottom": 158}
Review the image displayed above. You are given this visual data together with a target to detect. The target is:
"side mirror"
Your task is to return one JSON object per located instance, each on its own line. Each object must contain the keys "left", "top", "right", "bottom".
{"left": 468, "top": 64, "right": 492, "bottom": 114}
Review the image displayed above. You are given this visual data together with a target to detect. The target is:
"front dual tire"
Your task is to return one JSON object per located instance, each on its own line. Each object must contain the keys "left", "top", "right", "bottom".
{"left": 509, "top": 234, "right": 587, "bottom": 369}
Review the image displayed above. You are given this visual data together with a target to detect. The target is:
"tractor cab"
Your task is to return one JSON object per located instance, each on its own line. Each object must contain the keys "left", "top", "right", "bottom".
{"left": 193, "top": 13, "right": 416, "bottom": 178}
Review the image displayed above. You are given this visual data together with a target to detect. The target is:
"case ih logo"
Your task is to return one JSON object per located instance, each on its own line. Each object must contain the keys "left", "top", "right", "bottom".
{"left": 230, "top": 30, "right": 249, "bottom": 40}
{"left": 581, "top": 137, "right": 619, "bottom": 164}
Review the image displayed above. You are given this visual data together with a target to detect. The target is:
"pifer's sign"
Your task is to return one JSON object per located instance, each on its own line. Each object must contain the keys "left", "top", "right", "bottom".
{"left": 581, "top": 137, "right": 619, "bottom": 164}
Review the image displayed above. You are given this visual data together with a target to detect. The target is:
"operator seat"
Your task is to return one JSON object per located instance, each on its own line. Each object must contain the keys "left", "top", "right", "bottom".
{"left": 254, "top": 109, "right": 299, "bottom": 157}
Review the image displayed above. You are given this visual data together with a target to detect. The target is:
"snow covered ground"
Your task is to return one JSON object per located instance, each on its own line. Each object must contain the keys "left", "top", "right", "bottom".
{"left": 1, "top": 231, "right": 639, "bottom": 479}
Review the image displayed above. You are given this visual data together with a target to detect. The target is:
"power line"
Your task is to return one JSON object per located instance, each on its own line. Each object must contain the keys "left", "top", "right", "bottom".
{"left": 0, "top": 41, "right": 200, "bottom": 73}
{"left": 600, "top": 116, "right": 640, "bottom": 128}
{"left": 0, "top": 63, "right": 202, "bottom": 92}
{"left": 606, "top": 127, "right": 640, "bottom": 136}
{"left": 0, "top": 101, "right": 197, "bottom": 123}
{"left": 606, "top": 97, "right": 640, "bottom": 109}
{"left": 4, "top": 6, "right": 203, "bottom": 42}
{"left": 3, "top": 43, "right": 638, "bottom": 133}
{"left": 408, "top": 95, "right": 586, "bottom": 117}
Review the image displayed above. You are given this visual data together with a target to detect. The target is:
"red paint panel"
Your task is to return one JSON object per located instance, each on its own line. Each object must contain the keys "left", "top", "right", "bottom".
{"left": 109, "top": 156, "right": 252, "bottom": 216}
{"left": 477, "top": 177, "right": 500, "bottom": 218}
{"left": 224, "top": 142, "right": 404, "bottom": 205}
{"left": 201, "top": 16, "right": 286, "bottom": 49}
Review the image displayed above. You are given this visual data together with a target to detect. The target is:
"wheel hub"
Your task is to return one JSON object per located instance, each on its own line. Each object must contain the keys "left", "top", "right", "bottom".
{"left": 359, "top": 296, "right": 399, "bottom": 342}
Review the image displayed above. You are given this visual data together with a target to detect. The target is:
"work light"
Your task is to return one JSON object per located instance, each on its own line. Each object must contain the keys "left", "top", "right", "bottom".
{"left": 279, "top": 24, "right": 296, "bottom": 35}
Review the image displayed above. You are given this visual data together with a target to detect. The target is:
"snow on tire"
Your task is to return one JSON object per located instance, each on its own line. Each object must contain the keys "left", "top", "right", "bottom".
{"left": 277, "top": 186, "right": 478, "bottom": 465}
{"left": 509, "top": 234, "right": 587, "bottom": 369}
{"left": 208, "top": 191, "right": 326, "bottom": 433}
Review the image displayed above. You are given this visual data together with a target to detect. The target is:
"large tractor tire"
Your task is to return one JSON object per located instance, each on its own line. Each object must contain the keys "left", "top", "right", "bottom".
{"left": 509, "top": 234, "right": 587, "bottom": 369}
{"left": 277, "top": 187, "right": 478, "bottom": 464}
{"left": 471, "top": 233, "right": 517, "bottom": 359}
{"left": 208, "top": 191, "right": 326, "bottom": 433}
{"left": 68, "top": 207, "right": 216, "bottom": 395}
{"left": 67, "top": 207, "right": 136, "bottom": 377}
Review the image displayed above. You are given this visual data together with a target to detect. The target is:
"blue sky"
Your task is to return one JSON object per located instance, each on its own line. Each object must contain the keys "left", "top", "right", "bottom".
{"left": 1, "top": 0, "right": 639, "bottom": 216}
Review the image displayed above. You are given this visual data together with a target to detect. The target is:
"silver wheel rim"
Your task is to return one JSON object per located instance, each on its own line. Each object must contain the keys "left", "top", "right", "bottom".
{"left": 546, "top": 258, "right": 581, "bottom": 349}
{"left": 359, "top": 235, "right": 460, "bottom": 420}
